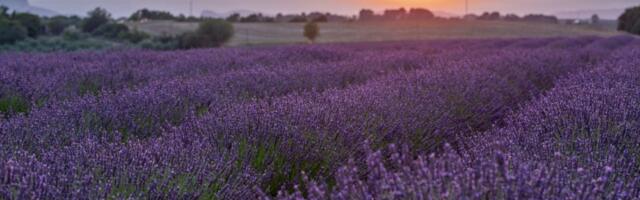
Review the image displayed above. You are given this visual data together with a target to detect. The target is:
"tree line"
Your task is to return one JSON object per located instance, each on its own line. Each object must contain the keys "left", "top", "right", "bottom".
{"left": 1, "top": 5, "right": 639, "bottom": 51}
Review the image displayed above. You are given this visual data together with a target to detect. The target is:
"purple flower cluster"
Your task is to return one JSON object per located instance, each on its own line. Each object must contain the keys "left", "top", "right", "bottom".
{"left": 1, "top": 36, "right": 638, "bottom": 199}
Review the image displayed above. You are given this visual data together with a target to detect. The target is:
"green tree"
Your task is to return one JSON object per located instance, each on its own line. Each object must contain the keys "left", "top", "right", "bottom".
{"left": 129, "top": 9, "right": 175, "bottom": 21}
{"left": 82, "top": 7, "right": 111, "bottom": 33}
{"left": 303, "top": 22, "right": 319, "bottom": 43}
{"left": 618, "top": 5, "right": 640, "bottom": 35}
{"left": 0, "top": 18, "right": 28, "bottom": 44}
{"left": 0, "top": 6, "right": 9, "bottom": 19}
{"left": 47, "top": 15, "right": 82, "bottom": 35}
{"left": 11, "top": 12, "right": 43, "bottom": 37}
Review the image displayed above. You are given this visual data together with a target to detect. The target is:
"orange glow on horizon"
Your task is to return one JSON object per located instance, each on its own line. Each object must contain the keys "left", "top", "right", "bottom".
{"left": 370, "top": 0, "right": 461, "bottom": 9}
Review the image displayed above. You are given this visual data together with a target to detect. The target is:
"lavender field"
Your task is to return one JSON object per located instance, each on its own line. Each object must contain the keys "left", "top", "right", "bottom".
{"left": 1, "top": 36, "right": 639, "bottom": 199}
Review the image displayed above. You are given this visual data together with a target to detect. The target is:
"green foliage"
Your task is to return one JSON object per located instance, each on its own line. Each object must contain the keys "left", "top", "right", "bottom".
{"left": 178, "top": 32, "right": 205, "bottom": 49}
{"left": 129, "top": 9, "right": 175, "bottom": 21}
{"left": 0, "top": 95, "right": 29, "bottom": 116}
{"left": 92, "top": 23, "right": 129, "bottom": 39}
{"left": 138, "top": 35, "right": 180, "bottom": 50}
{"left": 62, "top": 27, "right": 89, "bottom": 41}
{"left": 78, "top": 79, "right": 102, "bottom": 96}
{"left": 618, "top": 5, "right": 640, "bottom": 35}
{"left": 195, "top": 19, "right": 234, "bottom": 47}
{"left": 82, "top": 7, "right": 111, "bottom": 33}
{"left": 11, "top": 13, "right": 43, "bottom": 37}
{"left": 178, "top": 19, "right": 234, "bottom": 49}
{"left": 303, "top": 22, "right": 319, "bottom": 42}
{"left": 0, "top": 6, "right": 8, "bottom": 19}
{"left": 117, "top": 29, "right": 150, "bottom": 44}
{"left": 0, "top": 18, "right": 28, "bottom": 44}
{"left": 237, "top": 136, "right": 333, "bottom": 197}
{"left": 47, "top": 15, "right": 82, "bottom": 35}
{"left": 0, "top": 36, "right": 115, "bottom": 53}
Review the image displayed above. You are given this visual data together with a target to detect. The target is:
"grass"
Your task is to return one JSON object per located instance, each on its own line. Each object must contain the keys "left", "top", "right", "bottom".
{"left": 127, "top": 20, "right": 624, "bottom": 46}
{"left": 0, "top": 95, "right": 30, "bottom": 116}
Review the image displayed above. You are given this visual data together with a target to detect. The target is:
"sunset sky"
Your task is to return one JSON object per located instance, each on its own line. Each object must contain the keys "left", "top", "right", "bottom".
{"left": 29, "top": 0, "right": 638, "bottom": 18}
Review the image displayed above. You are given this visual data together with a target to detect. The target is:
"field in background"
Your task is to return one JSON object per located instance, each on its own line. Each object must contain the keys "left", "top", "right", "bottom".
{"left": 127, "top": 20, "right": 623, "bottom": 46}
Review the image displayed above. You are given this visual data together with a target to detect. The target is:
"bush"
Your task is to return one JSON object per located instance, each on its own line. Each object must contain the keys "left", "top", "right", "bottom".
{"left": 47, "top": 15, "right": 82, "bottom": 35}
{"left": 303, "top": 22, "right": 319, "bottom": 43}
{"left": 0, "top": 37, "right": 115, "bottom": 52}
{"left": 118, "top": 29, "right": 150, "bottom": 44}
{"left": 0, "top": 18, "right": 28, "bottom": 44}
{"left": 618, "top": 5, "right": 640, "bottom": 35}
{"left": 139, "top": 35, "right": 180, "bottom": 50}
{"left": 82, "top": 7, "right": 111, "bottom": 33}
{"left": 196, "top": 19, "right": 234, "bottom": 46}
{"left": 62, "top": 27, "right": 89, "bottom": 41}
{"left": 178, "top": 32, "right": 205, "bottom": 49}
{"left": 92, "top": 23, "right": 129, "bottom": 39}
{"left": 178, "top": 19, "right": 233, "bottom": 49}
{"left": 11, "top": 13, "right": 43, "bottom": 37}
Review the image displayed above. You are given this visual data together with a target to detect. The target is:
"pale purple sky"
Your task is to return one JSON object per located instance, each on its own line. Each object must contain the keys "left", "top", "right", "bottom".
{"left": 29, "top": 0, "right": 639, "bottom": 18}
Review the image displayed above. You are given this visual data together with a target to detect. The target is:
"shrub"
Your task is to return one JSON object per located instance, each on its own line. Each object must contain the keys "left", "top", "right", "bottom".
{"left": 178, "top": 32, "right": 205, "bottom": 49}
{"left": 139, "top": 34, "right": 180, "bottom": 50}
{"left": 197, "top": 19, "right": 234, "bottom": 46}
{"left": 178, "top": 19, "right": 233, "bottom": 49}
{"left": 92, "top": 23, "right": 129, "bottom": 39}
{"left": 11, "top": 13, "right": 43, "bottom": 37}
{"left": 118, "top": 29, "right": 150, "bottom": 44}
{"left": 619, "top": 5, "right": 640, "bottom": 35}
{"left": 82, "top": 7, "right": 111, "bottom": 33}
{"left": 0, "top": 18, "right": 28, "bottom": 44}
{"left": 62, "top": 27, "right": 89, "bottom": 41}
{"left": 303, "top": 22, "right": 319, "bottom": 43}
{"left": 47, "top": 15, "right": 82, "bottom": 35}
{"left": 0, "top": 37, "right": 115, "bottom": 52}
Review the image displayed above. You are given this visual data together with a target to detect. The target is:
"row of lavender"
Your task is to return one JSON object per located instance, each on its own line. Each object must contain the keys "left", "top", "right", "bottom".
{"left": 273, "top": 43, "right": 640, "bottom": 199}
{"left": 1, "top": 36, "right": 620, "bottom": 149}
{"left": 0, "top": 36, "right": 620, "bottom": 115}
{"left": 0, "top": 36, "right": 637, "bottom": 199}
{"left": 2, "top": 37, "right": 600, "bottom": 152}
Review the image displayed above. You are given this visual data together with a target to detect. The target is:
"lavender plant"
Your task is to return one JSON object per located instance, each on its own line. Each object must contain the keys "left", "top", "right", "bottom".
{"left": 1, "top": 36, "right": 638, "bottom": 199}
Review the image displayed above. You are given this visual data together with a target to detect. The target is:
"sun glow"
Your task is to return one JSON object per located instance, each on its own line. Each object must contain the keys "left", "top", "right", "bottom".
{"left": 366, "top": 0, "right": 466, "bottom": 13}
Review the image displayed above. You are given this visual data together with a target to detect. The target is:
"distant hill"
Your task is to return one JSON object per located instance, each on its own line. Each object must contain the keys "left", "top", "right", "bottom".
{"left": 0, "top": 0, "right": 58, "bottom": 16}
